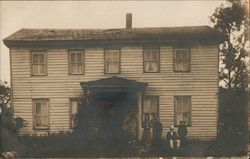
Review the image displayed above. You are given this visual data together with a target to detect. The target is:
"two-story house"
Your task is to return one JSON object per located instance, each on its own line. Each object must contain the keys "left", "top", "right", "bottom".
{"left": 3, "top": 14, "right": 222, "bottom": 140}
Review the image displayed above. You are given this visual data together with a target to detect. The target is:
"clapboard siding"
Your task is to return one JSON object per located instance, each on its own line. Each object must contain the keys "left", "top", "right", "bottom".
{"left": 10, "top": 45, "right": 218, "bottom": 139}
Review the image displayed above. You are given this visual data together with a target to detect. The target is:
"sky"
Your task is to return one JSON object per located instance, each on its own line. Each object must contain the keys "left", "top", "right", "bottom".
{"left": 0, "top": 1, "right": 224, "bottom": 83}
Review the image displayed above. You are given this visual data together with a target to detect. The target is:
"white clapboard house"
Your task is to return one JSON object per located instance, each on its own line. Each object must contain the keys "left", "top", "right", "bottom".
{"left": 3, "top": 14, "right": 222, "bottom": 140}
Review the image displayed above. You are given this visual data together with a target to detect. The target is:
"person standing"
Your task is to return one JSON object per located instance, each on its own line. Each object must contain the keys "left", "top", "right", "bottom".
{"left": 151, "top": 115, "right": 163, "bottom": 147}
{"left": 166, "top": 126, "right": 180, "bottom": 150}
{"left": 177, "top": 121, "right": 188, "bottom": 147}
{"left": 142, "top": 113, "right": 152, "bottom": 149}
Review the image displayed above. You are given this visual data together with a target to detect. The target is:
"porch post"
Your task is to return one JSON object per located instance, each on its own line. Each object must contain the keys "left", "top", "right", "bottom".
{"left": 137, "top": 92, "right": 143, "bottom": 140}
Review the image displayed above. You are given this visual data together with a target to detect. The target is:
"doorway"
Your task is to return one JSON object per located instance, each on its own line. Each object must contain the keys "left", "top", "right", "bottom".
{"left": 78, "top": 91, "right": 137, "bottom": 144}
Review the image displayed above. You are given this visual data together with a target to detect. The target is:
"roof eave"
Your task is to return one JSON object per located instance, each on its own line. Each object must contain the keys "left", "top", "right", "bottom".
{"left": 3, "top": 37, "right": 223, "bottom": 48}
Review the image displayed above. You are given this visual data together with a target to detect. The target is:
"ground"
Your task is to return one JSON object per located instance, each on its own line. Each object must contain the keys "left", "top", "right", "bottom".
{"left": 10, "top": 133, "right": 248, "bottom": 158}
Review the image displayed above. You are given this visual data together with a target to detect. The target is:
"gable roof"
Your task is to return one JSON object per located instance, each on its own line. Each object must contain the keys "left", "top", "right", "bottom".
{"left": 3, "top": 26, "right": 224, "bottom": 48}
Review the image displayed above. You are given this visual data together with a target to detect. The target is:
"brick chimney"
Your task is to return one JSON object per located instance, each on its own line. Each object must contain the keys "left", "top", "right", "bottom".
{"left": 126, "top": 13, "right": 132, "bottom": 29}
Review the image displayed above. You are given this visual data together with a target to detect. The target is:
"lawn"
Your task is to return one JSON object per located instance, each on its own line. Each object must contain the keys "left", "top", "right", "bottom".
{"left": 14, "top": 132, "right": 248, "bottom": 158}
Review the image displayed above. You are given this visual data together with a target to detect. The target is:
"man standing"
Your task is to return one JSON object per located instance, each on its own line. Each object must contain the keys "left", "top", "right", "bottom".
{"left": 166, "top": 126, "right": 180, "bottom": 150}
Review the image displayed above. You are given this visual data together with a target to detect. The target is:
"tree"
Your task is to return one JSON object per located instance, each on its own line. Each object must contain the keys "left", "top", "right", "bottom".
{"left": 0, "top": 81, "right": 11, "bottom": 113}
{"left": 210, "top": 0, "right": 249, "bottom": 90}
{"left": 0, "top": 81, "right": 12, "bottom": 130}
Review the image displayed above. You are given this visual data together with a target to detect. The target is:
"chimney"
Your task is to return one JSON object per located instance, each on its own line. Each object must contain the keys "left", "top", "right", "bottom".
{"left": 126, "top": 13, "right": 132, "bottom": 29}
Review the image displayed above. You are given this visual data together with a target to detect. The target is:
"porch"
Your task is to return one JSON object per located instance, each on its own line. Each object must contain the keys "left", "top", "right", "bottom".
{"left": 79, "top": 76, "right": 147, "bottom": 142}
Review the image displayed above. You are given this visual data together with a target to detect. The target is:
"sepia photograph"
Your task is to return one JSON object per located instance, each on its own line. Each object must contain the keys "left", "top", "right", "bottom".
{"left": 0, "top": 0, "right": 249, "bottom": 158}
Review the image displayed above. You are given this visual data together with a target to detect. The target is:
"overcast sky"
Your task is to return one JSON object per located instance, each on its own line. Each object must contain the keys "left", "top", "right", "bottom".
{"left": 0, "top": 1, "right": 224, "bottom": 83}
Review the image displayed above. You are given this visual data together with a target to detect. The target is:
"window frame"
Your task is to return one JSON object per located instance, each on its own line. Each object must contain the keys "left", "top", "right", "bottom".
{"left": 142, "top": 95, "right": 159, "bottom": 127}
{"left": 30, "top": 50, "right": 47, "bottom": 76}
{"left": 68, "top": 49, "right": 85, "bottom": 75}
{"left": 69, "top": 98, "right": 81, "bottom": 129}
{"left": 143, "top": 47, "right": 160, "bottom": 73}
{"left": 32, "top": 99, "right": 50, "bottom": 130}
{"left": 104, "top": 48, "right": 121, "bottom": 74}
{"left": 174, "top": 96, "right": 191, "bottom": 127}
{"left": 173, "top": 48, "right": 191, "bottom": 72}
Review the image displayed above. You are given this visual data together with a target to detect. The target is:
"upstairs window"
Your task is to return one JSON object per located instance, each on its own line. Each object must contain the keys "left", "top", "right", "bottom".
{"left": 174, "top": 49, "right": 190, "bottom": 72}
{"left": 33, "top": 99, "right": 49, "bottom": 129}
{"left": 104, "top": 49, "right": 120, "bottom": 74}
{"left": 69, "top": 50, "right": 84, "bottom": 74}
{"left": 143, "top": 48, "right": 160, "bottom": 72}
{"left": 174, "top": 96, "right": 191, "bottom": 126}
{"left": 31, "top": 51, "right": 47, "bottom": 76}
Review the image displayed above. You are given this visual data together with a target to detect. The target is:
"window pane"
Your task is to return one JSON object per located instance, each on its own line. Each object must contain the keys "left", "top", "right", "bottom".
{"left": 176, "top": 99, "right": 183, "bottom": 112}
{"left": 33, "top": 54, "right": 39, "bottom": 64}
{"left": 181, "top": 51, "right": 188, "bottom": 59}
{"left": 76, "top": 64, "right": 83, "bottom": 73}
{"left": 175, "top": 96, "right": 191, "bottom": 125}
{"left": 175, "top": 113, "right": 183, "bottom": 125}
{"left": 38, "top": 54, "right": 45, "bottom": 64}
{"left": 33, "top": 65, "right": 38, "bottom": 75}
{"left": 41, "top": 64, "right": 46, "bottom": 74}
{"left": 174, "top": 61, "right": 182, "bottom": 71}
{"left": 106, "top": 63, "right": 119, "bottom": 73}
{"left": 174, "top": 61, "right": 189, "bottom": 71}
{"left": 175, "top": 50, "right": 188, "bottom": 60}
{"left": 36, "top": 102, "right": 47, "bottom": 115}
{"left": 106, "top": 51, "right": 118, "bottom": 62}
{"left": 143, "top": 99, "right": 151, "bottom": 113}
{"left": 143, "top": 97, "right": 158, "bottom": 114}
{"left": 70, "top": 53, "right": 77, "bottom": 63}
{"left": 152, "top": 51, "right": 158, "bottom": 60}
{"left": 144, "top": 51, "right": 152, "bottom": 60}
{"left": 36, "top": 103, "right": 41, "bottom": 114}
{"left": 36, "top": 116, "right": 48, "bottom": 127}
{"left": 182, "top": 61, "right": 189, "bottom": 71}
{"left": 71, "top": 101, "right": 78, "bottom": 114}
{"left": 145, "top": 61, "right": 158, "bottom": 72}
{"left": 76, "top": 53, "right": 82, "bottom": 63}
{"left": 33, "top": 65, "right": 46, "bottom": 75}
{"left": 37, "top": 65, "right": 43, "bottom": 74}
{"left": 70, "top": 64, "right": 77, "bottom": 73}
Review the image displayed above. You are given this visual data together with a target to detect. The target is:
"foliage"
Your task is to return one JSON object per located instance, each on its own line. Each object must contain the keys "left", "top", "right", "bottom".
{"left": 0, "top": 81, "right": 15, "bottom": 130}
{"left": 210, "top": 0, "right": 249, "bottom": 89}
{"left": 0, "top": 81, "right": 11, "bottom": 107}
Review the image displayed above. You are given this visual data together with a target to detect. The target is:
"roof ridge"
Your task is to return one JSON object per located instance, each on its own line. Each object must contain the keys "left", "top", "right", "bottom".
{"left": 17, "top": 25, "right": 211, "bottom": 31}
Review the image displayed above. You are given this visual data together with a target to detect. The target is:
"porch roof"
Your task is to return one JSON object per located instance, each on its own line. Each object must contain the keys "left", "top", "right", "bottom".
{"left": 80, "top": 76, "right": 147, "bottom": 91}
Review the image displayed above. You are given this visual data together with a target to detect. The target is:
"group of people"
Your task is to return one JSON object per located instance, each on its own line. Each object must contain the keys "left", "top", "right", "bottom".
{"left": 142, "top": 114, "right": 187, "bottom": 151}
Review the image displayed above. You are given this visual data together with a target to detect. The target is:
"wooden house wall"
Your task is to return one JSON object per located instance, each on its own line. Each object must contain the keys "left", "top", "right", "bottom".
{"left": 10, "top": 45, "right": 218, "bottom": 139}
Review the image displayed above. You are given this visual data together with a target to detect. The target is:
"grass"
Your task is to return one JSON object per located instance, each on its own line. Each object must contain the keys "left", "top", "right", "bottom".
{"left": 14, "top": 132, "right": 248, "bottom": 158}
